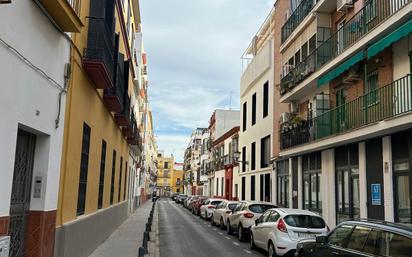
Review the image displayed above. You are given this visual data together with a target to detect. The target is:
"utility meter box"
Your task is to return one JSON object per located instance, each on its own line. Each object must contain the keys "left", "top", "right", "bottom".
{"left": 0, "top": 236, "right": 10, "bottom": 257}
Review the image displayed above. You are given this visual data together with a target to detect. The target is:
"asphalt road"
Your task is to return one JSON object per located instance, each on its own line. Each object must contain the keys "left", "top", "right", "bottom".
{"left": 158, "top": 198, "right": 266, "bottom": 257}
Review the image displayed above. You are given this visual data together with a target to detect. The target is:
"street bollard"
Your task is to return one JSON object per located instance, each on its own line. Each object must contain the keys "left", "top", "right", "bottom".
{"left": 146, "top": 222, "right": 151, "bottom": 232}
{"left": 144, "top": 230, "right": 150, "bottom": 242}
{"left": 138, "top": 246, "right": 146, "bottom": 257}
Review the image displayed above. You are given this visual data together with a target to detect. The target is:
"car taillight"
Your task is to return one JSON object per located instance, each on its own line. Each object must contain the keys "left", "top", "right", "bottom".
{"left": 208, "top": 205, "right": 215, "bottom": 209}
{"left": 277, "top": 218, "right": 287, "bottom": 233}
{"left": 243, "top": 212, "right": 254, "bottom": 218}
{"left": 226, "top": 210, "right": 232, "bottom": 214}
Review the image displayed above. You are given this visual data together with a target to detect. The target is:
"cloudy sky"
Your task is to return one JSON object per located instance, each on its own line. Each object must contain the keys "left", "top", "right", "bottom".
{"left": 140, "top": 0, "right": 274, "bottom": 162}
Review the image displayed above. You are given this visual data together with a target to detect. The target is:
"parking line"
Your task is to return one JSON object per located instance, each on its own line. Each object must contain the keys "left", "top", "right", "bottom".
{"left": 213, "top": 228, "right": 217, "bottom": 231}
{"left": 243, "top": 249, "right": 252, "bottom": 254}
{"left": 218, "top": 232, "right": 223, "bottom": 235}
{"left": 225, "top": 236, "right": 231, "bottom": 240}
{"left": 233, "top": 242, "right": 240, "bottom": 246}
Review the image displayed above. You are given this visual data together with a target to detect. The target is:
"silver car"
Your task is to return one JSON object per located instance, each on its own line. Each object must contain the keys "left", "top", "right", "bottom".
{"left": 211, "top": 200, "right": 239, "bottom": 229}
{"left": 227, "top": 201, "right": 277, "bottom": 241}
{"left": 199, "top": 198, "right": 223, "bottom": 220}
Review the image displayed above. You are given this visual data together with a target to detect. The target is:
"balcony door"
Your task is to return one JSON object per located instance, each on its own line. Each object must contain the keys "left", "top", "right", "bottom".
{"left": 335, "top": 87, "right": 347, "bottom": 134}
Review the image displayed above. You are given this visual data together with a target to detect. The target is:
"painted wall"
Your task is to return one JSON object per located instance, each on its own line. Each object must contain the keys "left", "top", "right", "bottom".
{"left": 0, "top": 0, "right": 70, "bottom": 215}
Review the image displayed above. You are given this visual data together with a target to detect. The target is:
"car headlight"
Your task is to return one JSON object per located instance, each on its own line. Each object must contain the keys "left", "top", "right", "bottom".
{"left": 296, "top": 242, "right": 303, "bottom": 250}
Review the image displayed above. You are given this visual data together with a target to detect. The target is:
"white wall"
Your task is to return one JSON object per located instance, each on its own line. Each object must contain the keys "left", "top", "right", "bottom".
{"left": 215, "top": 110, "right": 240, "bottom": 140}
{"left": 0, "top": 1, "right": 70, "bottom": 215}
{"left": 214, "top": 170, "right": 225, "bottom": 196}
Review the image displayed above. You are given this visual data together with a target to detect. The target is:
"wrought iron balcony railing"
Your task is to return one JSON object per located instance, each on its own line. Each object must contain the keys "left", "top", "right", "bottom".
{"left": 281, "top": 74, "right": 412, "bottom": 150}
{"left": 281, "top": 0, "right": 317, "bottom": 44}
{"left": 281, "top": 0, "right": 411, "bottom": 95}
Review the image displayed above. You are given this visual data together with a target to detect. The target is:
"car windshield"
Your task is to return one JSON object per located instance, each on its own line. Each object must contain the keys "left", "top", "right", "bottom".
{"left": 228, "top": 203, "right": 238, "bottom": 210}
{"left": 284, "top": 215, "right": 326, "bottom": 228}
{"left": 248, "top": 204, "right": 275, "bottom": 213}
{"left": 211, "top": 201, "right": 222, "bottom": 206}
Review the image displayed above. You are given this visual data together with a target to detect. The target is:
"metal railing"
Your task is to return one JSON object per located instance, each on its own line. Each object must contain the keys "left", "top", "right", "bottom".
{"left": 281, "top": 74, "right": 412, "bottom": 149}
{"left": 281, "top": 0, "right": 411, "bottom": 95}
{"left": 281, "top": 0, "right": 317, "bottom": 44}
{"left": 84, "top": 18, "right": 115, "bottom": 84}
{"left": 104, "top": 53, "right": 126, "bottom": 109}
{"left": 66, "top": 0, "right": 81, "bottom": 16}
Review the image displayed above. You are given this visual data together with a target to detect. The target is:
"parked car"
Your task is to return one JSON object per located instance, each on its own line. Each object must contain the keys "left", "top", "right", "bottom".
{"left": 192, "top": 196, "right": 209, "bottom": 215}
{"left": 176, "top": 194, "right": 187, "bottom": 204}
{"left": 211, "top": 200, "right": 239, "bottom": 229}
{"left": 183, "top": 196, "right": 193, "bottom": 208}
{"left": 171, "top": 193, "right": 178, "bottom": 201}
{"left": 295, "top": 220, "right": 412, "bottom": 257}
{"left": 250, "top": 208, "right": 328, "bottom": 256}
{"left": 200, "top": 198, "right": 224, "bottom": 220}
{"left": 227, "top": 201, "right": 277, "bottom": 241}
{"left": 188, "top": 196, "right": 200, "bottom": 211}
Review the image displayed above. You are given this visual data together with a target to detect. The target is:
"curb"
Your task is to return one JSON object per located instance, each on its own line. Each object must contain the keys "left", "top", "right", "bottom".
{"left": 138, "top": 199, "right": 159, "bottom": 257}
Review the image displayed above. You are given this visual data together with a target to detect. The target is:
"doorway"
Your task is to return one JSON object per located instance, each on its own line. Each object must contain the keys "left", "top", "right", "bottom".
{"left": 9, "top": 130, "right": 36, "bottom": 257}
{"left": 366, "top": 138, "right": 385, "bottom": 220}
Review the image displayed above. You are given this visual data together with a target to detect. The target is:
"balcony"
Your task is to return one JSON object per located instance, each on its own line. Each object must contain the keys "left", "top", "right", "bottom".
{"left": 281, "top": 74, "right": 412, "bottom": 150}
{"left": 83, "top": 0, "right": 116, "bottom": 90}
{"left": 281, "top": 0, "right": 410, "bottom": 95}
{"left": 41, "top": 0, "right": 82, "bottom": 32}
{"left": 126, "top": 120, "right": 141, "bottom": 146}
{"left": 103, "top": 53, "right": 126, "bottom": 113}
{"left": 281, "top": 0, "right": 317, "bottom": 44}
{"left": 115, "top": 94, "right": 131, "bottom": 127}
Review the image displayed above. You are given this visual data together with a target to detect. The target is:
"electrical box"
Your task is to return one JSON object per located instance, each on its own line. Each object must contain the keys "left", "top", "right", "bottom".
{"left": 0, "top": 236, "right": 10, "bottom": 257}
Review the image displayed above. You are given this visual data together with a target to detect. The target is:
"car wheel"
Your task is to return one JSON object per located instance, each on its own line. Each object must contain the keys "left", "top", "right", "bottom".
{"left": 204, "top": 211, "right": 208, "bottom": 220}
{"left": 268, "top": 241, "right": 277, "bottom": 257}
{"left": 250, "top": 233, "right": 256, "bottom": 250}
{"left": 226, "top": 220, "right": 232, "bottom": 235}
{"left": 238, "top": 225, "right": 245, "bottom": 242}
{"left": 220, "top": 218, "right": 224, "bottom": 230}
{"left": 211, "top": 215, "right": 215, "bottom": 225}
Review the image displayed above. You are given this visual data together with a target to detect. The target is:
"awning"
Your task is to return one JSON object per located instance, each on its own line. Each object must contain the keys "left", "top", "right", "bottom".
{"left": 368, "top": 19, "right": 412, "bottom": 59}
{"left": 317, "top": 51, "right": 364, "bottom": 87}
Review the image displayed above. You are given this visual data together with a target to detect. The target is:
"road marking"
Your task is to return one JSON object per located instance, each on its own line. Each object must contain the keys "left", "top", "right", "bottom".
{"left": 233, "top": 242, "right": 240, "bottom": 246}
{"left": 218, "top": 232, "right": 223, "bottom": 235}
{"left": 225, "top": 236, "right": 231, "bottom": 240}
{"left": 213, "top": 228, "right": 217, "bottom": 231}
{"left": 208, "top": 225, "right": 211, "bottom": 227}
{"left": 243, "top": 249, "right": 252, "bottom": 254}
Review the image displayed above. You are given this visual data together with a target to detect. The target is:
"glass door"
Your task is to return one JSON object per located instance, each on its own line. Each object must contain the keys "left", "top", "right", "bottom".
{"left": 336, "top": 168, "right": 359, "bottom": 224}
{"left": 394, "top": 160, "right": 411, "bottom": 223}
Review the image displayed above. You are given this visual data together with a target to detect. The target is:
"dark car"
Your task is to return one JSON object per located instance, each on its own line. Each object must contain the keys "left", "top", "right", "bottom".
{"left": 295, "top": 220, "right": 412, "bottom": 257}
{"left": 192, "top": 196, "right": 209, "bottom": 215}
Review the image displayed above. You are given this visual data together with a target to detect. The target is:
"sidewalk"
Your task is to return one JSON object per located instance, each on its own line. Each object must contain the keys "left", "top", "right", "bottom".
{"left": 88, "top": 200, "right": 155, "bottom": 257}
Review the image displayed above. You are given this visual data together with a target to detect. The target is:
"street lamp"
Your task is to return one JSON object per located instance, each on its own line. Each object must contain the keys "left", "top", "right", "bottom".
{"left": 234, "top": 151, "right": 248, "bottom": 165}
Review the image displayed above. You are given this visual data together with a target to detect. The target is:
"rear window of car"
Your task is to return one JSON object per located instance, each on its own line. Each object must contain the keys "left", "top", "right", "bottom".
{"left": 248, "top": 204, "right": 275, "bottom": 213}
{"left": 228, "top": 203, "right": 238, "bottom": 210}
{"left": 284, "top": 215, "right": 326, "bottom": 229}
{"left": 211, "top": 201, "right": 222, "bottom": 206}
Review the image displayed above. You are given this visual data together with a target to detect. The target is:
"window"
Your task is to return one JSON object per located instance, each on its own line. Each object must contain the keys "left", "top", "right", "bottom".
{"left": 251, "top": 175, "right": 256, "bottom": 200}
{"left": 277, "top": 159, "right": 289, "bottom": 208}
{"left": 346, "top": 226, "right": 371, "bottom": 251}
{"left": 118, "top": 157, "right": 123, "bottom": 202}
{"left": 242, "top": 146, "right": 246, "bottom": 172}
{"left": 260, "top": 210, "right": 271, "bottom": 223}
{"left": 265, "top": 173, "right": 271, "bottom": 202}
{"left": 267, "top": 211, "right": 280, "bottom": 222}
{"left": 283, "top": 215, "right": 326, "bottom": 228}
{"left": 164, "top": 162, "right": 169, "bottom": 169}
{"left": 124, "top": 163, "right": 128, "bottom": 200}
{"left": 242, "top": 102, "right": 247, "bottom": 131}
{"left": 263, "top": 82, "right": 269, "bottom": 118}
{"left": 235, "top": 184, "right": 238, "bottom": 198}
{"left": 327, "top": 225, "right": 353, "bottom": 247}
{"left": 302, "top": 153, "right": 322, "bottom": 212}
{"left": 366, "top": 70, "right": 379, "bottom": 106}
{"left": 301, "top": 42, "right": 308, "bottom": 59}
{"left": 260, "top": 135, "right": 270, "bottom": 168}
{"left": 260, "top": 174, "right": 264, "bottom": 201}
{"left": 365, "top": 0, "right": 377, "bottom": 24}
{"left": 110, "top": 150, "right": 117, "bottom": 205}
{"left": 378, "top": 232, "right": 412, "bottom": 257}
{"left": 294, "top": 50, "right": 301, "bottom": 65}
{"left": 98, "top": 140, "right": 107, "bottom": 209}
{"left": 241, "top": 177, "right": 246, "bottom": 200}
{"left": 252, "top": 93, "right": 256, "bottom": 125}
{"left": 363, "top": 229, "right": 380, "bottom": 255}
{"left": 251, "top": 142, "right": 256, "bottom": 170}
{"left": 216, "top": 178, "right": 219, "bottom": 196}
{"left": 77, "top": 123, "right": 91, "bottom": 216}
{"left": 309, "top": 34, "right": 316, "bottom": 54}
{"left": 221, "top": 177, "right": 224, "bottom": 196}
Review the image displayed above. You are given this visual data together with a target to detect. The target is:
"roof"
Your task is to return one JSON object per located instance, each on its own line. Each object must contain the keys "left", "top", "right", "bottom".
{"left": 274, "top": 208, "right": 322, "bottom": 216}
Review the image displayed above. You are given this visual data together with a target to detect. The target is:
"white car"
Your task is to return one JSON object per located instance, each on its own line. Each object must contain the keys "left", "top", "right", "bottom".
{"left": 250, "top": 208, "right": 328, "bottom": 257}
{"left": 211, "top": 200, "right": 239, "bottom": 229}
{"left": 227, "top": 201, "right": 277, "bottom": 241}
{"left": 199, "top": 198, "right": 223, "bottom": 220}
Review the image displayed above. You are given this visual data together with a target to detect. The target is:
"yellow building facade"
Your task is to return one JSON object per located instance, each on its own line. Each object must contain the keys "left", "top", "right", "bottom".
{"left": 171, "top": 163, "right": 184, "bottom": 193}
{"left": 156, "top": 154, "right": 174, "bottom": 196}
{"left": 55, "top": 0, "right": 142, "bottom": 256}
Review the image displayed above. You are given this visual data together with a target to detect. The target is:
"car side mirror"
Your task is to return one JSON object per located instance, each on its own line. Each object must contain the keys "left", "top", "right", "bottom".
{"left": 316, "top": 235, "right": 327, "bottom": 244}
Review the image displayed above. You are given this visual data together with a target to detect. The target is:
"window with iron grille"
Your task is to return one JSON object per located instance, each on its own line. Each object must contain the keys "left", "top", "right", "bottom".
{"left": 261, "top": 135, "right": 271, "bottom": 168}
{"left": 242, "top": 102, "right": 247, "bottom": 131}
{"left": 77, "top": 123, "right": 91, "bottom": 216}
{"left": 118, "top": 157, "right": 123, "bottom": 202}
{"left": 110, "top": 150, "right": 117, "bottom": 205}
{"left": 250, "top": 175, "right": 256, "bottom": 200}
{"left": 252, "top": 93, "right": 257, "bottom": 125}
{"left": 242, "top": 146, "right": 247, "bottom": 172}
{"left": 98, "top": 140, "right": 107, "bottom": 209}
{"left": 263, "top": 82, "right": 269, "bottom": 118}
{"left": 251, "top": 142, "right": 256, "bottom": 170}
{"left": 241, "top": 177, "right": 246, "bottom": 200}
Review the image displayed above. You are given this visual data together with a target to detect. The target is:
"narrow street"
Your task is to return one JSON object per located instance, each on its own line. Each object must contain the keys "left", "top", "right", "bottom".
{"left": 158, "top": 199, "right": 266, "bottom": 257}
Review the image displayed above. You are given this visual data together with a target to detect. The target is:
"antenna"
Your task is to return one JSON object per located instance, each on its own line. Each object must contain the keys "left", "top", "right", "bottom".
{"left": 229, "top": 91, "right": 235, "bottom": 110}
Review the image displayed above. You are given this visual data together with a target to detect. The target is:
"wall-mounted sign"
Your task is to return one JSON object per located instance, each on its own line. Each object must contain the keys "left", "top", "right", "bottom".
{"left": 371, "top": 184, "right": 381, "bottom": 206}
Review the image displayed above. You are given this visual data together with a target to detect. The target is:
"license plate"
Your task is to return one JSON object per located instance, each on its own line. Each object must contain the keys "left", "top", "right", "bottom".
{"left": 297, "top": 233, "right": 316, "bottom": 239}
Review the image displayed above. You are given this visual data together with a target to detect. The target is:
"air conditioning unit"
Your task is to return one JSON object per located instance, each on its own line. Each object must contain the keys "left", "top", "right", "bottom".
{"left": 343, "top": 65, "right": 361, "bottom": 84}
{"left": 337, "top": 0, "right": 354, "bottom": 12}
{"left": 141, "top": 65, "right": 147, "bottom": 75}
{"left": 0, "top": 0, "right": 11, "bottom": 3}
{"left": 280, "top": 112, "right": 291, "bottom": 124}
{"left": 290, "top": 102, "right": 299, "bottom": 113}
